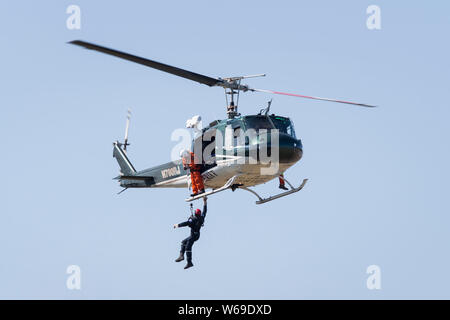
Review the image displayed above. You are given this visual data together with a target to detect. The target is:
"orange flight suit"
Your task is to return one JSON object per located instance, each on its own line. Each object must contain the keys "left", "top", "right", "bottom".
{"left": 183, "top": 152, "right": 205, "bottom": 195}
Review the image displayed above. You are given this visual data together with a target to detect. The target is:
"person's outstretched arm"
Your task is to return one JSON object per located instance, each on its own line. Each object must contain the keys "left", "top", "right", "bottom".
{"left": 174, "top": 219, "right": 191, "bottom": 228}
{"left": 202, "top": 197, "right": 207, "bottom": 218}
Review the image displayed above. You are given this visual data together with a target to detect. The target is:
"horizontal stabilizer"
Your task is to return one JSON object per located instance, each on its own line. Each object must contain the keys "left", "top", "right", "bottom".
{"left": 116, "top": 175, "right": 154, "bottom": 182}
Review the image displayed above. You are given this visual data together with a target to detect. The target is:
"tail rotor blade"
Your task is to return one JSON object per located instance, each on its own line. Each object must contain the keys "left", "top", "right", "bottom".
{"left": 251, "top": 88, "right": 377, "bottom": 108}
{"left": 124, "top": 109, "right": 131, "bottom": 151}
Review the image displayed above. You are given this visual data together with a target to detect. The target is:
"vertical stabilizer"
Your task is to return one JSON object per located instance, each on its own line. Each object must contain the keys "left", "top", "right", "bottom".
{"left": 113, "top": 142, "right": 136, "bottom": 175}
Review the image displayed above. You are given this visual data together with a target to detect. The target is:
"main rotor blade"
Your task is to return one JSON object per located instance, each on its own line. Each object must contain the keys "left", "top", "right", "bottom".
{"left": 69, "top": 40, "right": 223, "bottom": 87}
{"left": 251, "top": 88, "right": 377, "bottom": 108}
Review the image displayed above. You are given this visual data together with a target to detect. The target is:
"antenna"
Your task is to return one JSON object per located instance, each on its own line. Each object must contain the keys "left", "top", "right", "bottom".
{"left": 265, "top": 99, "right": 273, "bottom": 115}
{"left": 259, "top": 99, "right": 273, "bottom": 115}
{"left": 123, "top": 109, "right": 131, "bottom": 152}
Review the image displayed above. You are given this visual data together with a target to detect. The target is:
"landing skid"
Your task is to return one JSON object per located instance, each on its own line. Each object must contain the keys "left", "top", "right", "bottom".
{"left": 185, "top": 175, "right": 308, "bottom": 204}
{"left": 239, "top": 178, "right": 308, "bottom": 204}
{"left": 185, "top": 175, "right": 240, "bottom": 202}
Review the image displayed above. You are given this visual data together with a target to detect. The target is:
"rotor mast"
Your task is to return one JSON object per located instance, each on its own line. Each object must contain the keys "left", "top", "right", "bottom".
{"left": 223, "top": 74, "right": 266, "bottom": 119}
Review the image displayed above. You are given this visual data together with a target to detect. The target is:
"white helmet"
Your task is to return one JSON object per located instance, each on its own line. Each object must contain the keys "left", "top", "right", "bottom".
{"left": 179, "top": 149, "right": 190, "bottom": 159}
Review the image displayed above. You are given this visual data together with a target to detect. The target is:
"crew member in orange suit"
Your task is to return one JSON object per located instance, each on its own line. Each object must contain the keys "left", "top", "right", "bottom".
{"left": 181, "top": 150, "right": 205, "bottom": 197}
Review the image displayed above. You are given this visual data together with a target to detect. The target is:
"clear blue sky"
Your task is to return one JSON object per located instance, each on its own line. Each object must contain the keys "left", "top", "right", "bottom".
{"left": 1, "top": 1, "right": 449, "bottom": 299}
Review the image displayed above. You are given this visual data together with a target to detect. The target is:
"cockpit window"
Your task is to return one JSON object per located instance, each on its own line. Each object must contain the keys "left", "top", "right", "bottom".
{"left": 269, "top": 116, "right": 296, "bottom": 138}
{"left": 244, "top": 116, "right": 274, "bottom": 131}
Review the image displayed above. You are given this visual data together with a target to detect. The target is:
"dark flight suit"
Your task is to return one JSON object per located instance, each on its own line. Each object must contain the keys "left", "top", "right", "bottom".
{"left": 178, "top": 203, "right": 207, "bottom": 264}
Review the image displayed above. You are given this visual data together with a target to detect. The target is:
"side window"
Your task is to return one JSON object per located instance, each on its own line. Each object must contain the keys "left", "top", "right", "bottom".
{"left": 233, "top": 126, "right": 241, "bottom": 157}
{"left": 288, "top": 119, "right": 296, "bottom": 138}
{"left": 202, "top": 128, "right": 216, "bottom": 165}
{"left": 215, "top": 123, "right": 226, "bottom": 161}
{"left": 231, "top": 120, "right": 244, "bottom": 148}
{"left": 233, "top": 126, "right": 241, "bottom": 146}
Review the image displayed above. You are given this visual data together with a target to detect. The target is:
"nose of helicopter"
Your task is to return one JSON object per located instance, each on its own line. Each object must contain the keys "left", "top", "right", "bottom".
{"left": 278, "top": 134, "right": 303, "bottom": 164}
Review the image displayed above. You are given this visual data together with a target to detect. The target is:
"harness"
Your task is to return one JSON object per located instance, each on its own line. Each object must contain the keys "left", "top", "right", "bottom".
{"left": 189, "top": 203, "right": 204, "bottom": 227}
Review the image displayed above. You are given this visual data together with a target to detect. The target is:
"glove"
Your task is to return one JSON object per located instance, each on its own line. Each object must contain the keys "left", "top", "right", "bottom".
{"left": 173, "top": 224, "right": 178, "bottom": 229}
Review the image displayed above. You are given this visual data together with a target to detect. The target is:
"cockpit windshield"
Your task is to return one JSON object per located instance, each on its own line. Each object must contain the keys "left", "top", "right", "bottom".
{"left": 244, "top": 116, "right": 274, "bottom": 131}
{"left": 243, "top": 115, "right": 296, "bottom": 138}
{"left": 269, "top": 115, "right": 296, "bottom": 138}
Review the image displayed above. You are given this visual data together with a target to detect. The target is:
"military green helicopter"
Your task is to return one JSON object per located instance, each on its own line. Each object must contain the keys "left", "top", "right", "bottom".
{"left": 69, "top": 40, "right": 375, "bottom": 204}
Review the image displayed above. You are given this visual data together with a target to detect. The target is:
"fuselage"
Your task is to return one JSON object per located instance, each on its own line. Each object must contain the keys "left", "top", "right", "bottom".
{"left": 118, "top": 114, "right": 303, "bottom": 189}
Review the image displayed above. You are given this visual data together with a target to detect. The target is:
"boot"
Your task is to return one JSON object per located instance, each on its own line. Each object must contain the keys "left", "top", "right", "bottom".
{"left": 175, "top": 251, "right": 184, "bottom": 262}
{"left": 279, "top": 184, "right": 288, "bottom": 191}
{"left": 184, "top": 251, "right": 194, "bottom": 269}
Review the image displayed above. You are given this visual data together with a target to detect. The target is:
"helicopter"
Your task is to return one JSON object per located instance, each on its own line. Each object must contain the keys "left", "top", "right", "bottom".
{"left": 69, "top": 40, "right": 375, "bottom": 204}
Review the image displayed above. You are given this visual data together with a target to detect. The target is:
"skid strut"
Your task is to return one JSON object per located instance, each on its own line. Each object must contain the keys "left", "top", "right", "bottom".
{"left": 239, "top": 178, "right": 308, "bottom": 204}
{"left": 185, "top": 174, "right": 240, "bottom": 202}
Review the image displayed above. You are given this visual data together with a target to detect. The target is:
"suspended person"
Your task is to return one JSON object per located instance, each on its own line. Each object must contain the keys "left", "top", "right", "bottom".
{"left": 173, "top": 197, "right": 207, "bottom": 269}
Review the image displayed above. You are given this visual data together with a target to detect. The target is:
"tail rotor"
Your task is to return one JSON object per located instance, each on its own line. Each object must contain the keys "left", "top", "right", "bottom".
{"left": 123, "top": 109, "right": 131, "bottom": 152}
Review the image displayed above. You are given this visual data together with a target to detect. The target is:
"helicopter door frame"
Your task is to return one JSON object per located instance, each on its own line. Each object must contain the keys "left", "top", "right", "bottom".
{"left": 231, "top": 120, "right": 243, "bottom": 158}
{"left": 200, "top": 127, "right": 217, "bottom": 170}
